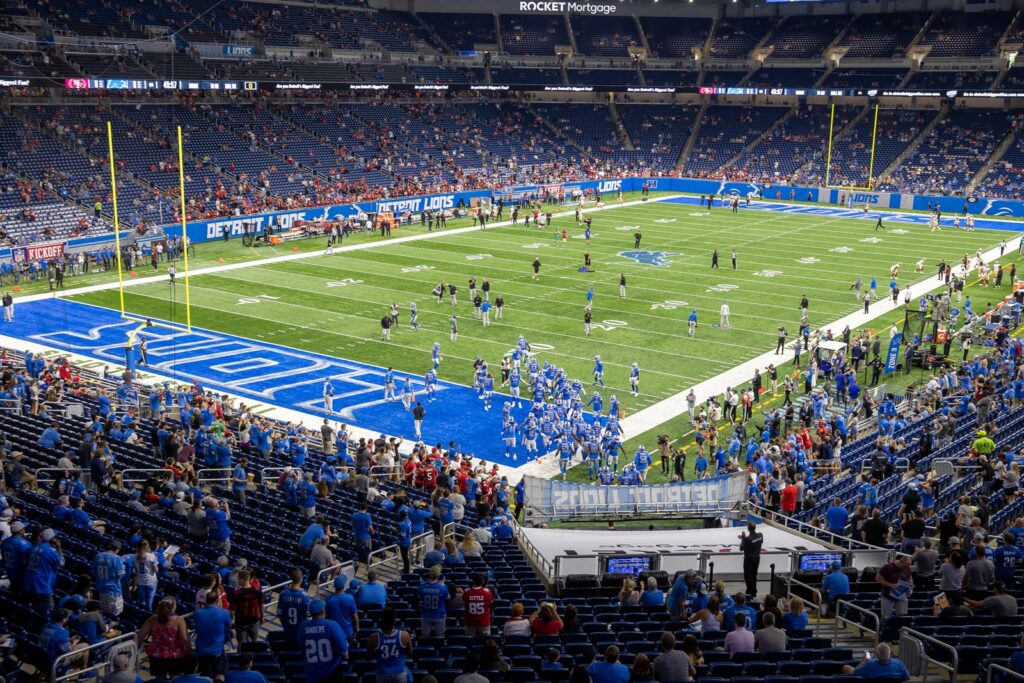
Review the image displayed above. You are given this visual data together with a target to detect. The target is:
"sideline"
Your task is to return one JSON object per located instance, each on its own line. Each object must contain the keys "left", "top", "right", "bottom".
{"left": 620, "top": 234, "right": 1024, "bottom": 440}
{"left": 13, "top": 195, "right": 682, "bottom": 305}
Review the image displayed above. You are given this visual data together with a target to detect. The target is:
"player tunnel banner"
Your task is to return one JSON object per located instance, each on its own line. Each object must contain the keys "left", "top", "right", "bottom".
{"left": 523, "top": 472, "right": 748, "bottom": 524}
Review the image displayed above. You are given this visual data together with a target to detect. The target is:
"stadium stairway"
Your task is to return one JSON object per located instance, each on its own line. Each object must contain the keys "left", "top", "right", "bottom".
{"left": 967, "top": 125, "right": 1020, "bottom": 196}
{"left": 874, "top": 110, "right": 945, "bottom": 187}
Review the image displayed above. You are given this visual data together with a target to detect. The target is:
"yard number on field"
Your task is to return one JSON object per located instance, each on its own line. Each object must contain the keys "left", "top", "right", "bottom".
{"left": 592, "top": 319, "right": 629, "bottom": 332}
{"left": 401, "top": 264, "right": 436, "bottom": 273}
{"left": 326, "top": 278, "right": 363, "bottom": 287}
{"left": 651, "top": 299, "right": 688, "bottom": 310}
{"left": 236, "top": 294, "right": 281, "bottom": 305}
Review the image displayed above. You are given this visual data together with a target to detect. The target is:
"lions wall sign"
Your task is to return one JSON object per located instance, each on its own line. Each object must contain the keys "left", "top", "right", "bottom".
{"left": 618, "top": 250, "right": 679, "bottom": 267}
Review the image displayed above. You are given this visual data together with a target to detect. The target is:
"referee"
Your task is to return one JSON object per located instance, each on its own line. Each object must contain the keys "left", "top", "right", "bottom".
{"left": 739, "top": 522, "right": 764, "bottom": 597}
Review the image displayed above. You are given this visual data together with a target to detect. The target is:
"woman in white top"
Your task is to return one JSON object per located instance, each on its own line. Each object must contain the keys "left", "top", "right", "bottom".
{"left": 502, "top": 602, "right": 532, "bottom": 637}
{"left": 133, "top": 540, "right": 160, "bottom": 611}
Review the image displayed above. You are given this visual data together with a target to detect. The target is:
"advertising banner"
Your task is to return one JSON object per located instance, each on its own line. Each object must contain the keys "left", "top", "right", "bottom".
{"left": 24, "top": 242, "right": 66, "bottom": 262}
{"left": 884, "top": 332, "right": 903, "bottom": 375}
{"left": 523, "top": 471, "right": 748, "bottom": 524}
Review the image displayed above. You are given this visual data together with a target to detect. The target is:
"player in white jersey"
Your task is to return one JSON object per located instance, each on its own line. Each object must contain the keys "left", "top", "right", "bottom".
{"left": 929, "top": 215, "right": 940, "bottom": 231}
{"left": 966, "top": 215, "right": 975, "bottom": 231}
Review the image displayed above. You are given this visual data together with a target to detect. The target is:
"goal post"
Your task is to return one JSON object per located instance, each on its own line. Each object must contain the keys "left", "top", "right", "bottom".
{"left": 824, "top": 103, "right": 880, "bottom": 192}
{"left": 106, "top": 120, "right": 193, "bottom": 334}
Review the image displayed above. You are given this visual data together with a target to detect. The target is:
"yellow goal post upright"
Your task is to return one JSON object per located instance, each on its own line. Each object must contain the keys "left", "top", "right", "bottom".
{"left": 824, "top": 103, "right": 881, "bottom": 193}
{"left": 106, "top": 121, "right": 193, "bottom": 340}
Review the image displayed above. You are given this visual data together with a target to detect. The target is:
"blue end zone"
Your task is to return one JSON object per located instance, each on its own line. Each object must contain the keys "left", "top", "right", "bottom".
{"left": 4, "top": 298, "right": 542, "bottom": 467}
{"left": 662, "top": 196, "right": 1024, "bottom": 231}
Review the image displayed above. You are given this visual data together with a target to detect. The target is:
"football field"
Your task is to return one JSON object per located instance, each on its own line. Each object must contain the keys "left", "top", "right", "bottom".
{"left": 61, "top": 195, "right": 1020, "bottom": 459}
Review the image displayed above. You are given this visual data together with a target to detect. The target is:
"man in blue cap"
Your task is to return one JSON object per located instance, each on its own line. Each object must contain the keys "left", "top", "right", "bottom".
{"left": 326, "top": 574, "right": 359, "bottom": 639}
{"left": 301, "top": 599, "right": 348, "bottom": 683}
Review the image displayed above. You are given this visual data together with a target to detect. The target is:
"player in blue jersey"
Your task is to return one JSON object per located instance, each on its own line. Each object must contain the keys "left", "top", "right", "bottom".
{"left": 630, "top": 362, "right": 640, "bottom": 397}
{"left": 608, "top": 394, "right": 619, "bottom": 420}
{"left": 502, "top": 413, "right": 517, "bottom": 459}
{"left": 605, "top": 434, "right": 624, "bottom": 472}
{"left": 586, "top": 391, "right": 604, "bottom": 418}
{"left": 593, "top": 355, "right": 605, "bottom": 388}
{"left": 558, "top": 436, "right": 575, "bottom": 480}
{"left": 521, "top": 418, "right": 540, "bottom": 460}
{"left": 482, "top": 373, "right": 495, "bottom": 411}
{"left": 367, "top": 608, "right": 412, "bottom": 683}
{"left": 323, "top": 378, "right": 335, "bottom": 414}
{"left": 401, "top": 378, "right": 414, "bottom": 411}
{"left": 509, "top": 367, "right": 523, "bottom": 408}
{"left": 278, "top": 569, "right": 311, "bottom": 644}
{"left": 409, "top": 302, "right": 419, "bottom": 331}
{"left": 300, "top": 599, "right": 349, "bottom": 683}
{"left": 423, "top": 369, "right": 437, "bottom": 402}
{"left": 528, "top": 357, "right": 540, "bottom": 387}
{"left": 598, "top": 466, "right": 614, "bottom": 485}
{"left": 383, "top": 367, "right": 396, "bottom": 402}
{"left": 633, "top": 447, "right": 652, "bottom": 484}
{"left": 432, "top": 342, "right": 442, "bottom": 371}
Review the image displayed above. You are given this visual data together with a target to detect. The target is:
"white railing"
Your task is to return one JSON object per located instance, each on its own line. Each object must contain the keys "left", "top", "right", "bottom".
{"left": 34, "top": 467, "right": 81, "bottom": 483}
{"left": 121, "top": 468, "right": 174, "bottom": 483}
{"left": 783, "top": 574, "right": 824, "bottom": 626}
{"left": 900, "top": 627, "right": 958, "bottom": 682}
{"left": 53, "top": 632, "right": 137, "bottom": 683}
{"left": 833, "top": 599, "right": 880, "bottom": 644}
{"left": 197, "top": 468, "right": 232, "bottom": 484}
{"left": 986, "top": 663, "right": 1024, "bottom": 683}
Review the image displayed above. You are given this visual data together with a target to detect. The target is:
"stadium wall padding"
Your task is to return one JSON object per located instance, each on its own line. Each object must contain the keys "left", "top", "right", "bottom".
{"left": 4, "top": 178, "right": 1022, "bottom": 262}
{"left": 165, "top": 178, "right": 1024, "bottom": 246}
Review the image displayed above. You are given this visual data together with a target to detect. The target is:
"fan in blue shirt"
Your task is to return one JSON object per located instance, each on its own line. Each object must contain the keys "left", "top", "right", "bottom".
{"left": 824, "top": 501, "right": 849, "bottom": 534}
{"left": 588, "top": 648, "right": 631, "bottom": 683}
{"left": 278, "top": 570, "right": 312, "bottom": 643}
{"left": 301, "top": 600, "right": 349, "bottom": 683}
{"left": 193, "top": 595, "right": 233, "bottom": 657}
{"left": 326, "top": 576, "right": 359, "bottom": 638}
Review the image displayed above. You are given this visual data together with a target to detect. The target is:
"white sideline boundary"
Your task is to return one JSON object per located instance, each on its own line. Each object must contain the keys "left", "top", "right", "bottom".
{"left": 620, "top": 234, "right": 1024, "bottom": 440}
{"left": 5, "top": 197, "right": 1024, "bottom": 482}
{"left": 11, "top": 195, "right": 682, "bottom": 305}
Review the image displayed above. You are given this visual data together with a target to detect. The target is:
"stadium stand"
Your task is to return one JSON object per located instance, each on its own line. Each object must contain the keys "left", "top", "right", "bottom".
{"left": 8, "top": 5, "right": 1024, "bottom": 680}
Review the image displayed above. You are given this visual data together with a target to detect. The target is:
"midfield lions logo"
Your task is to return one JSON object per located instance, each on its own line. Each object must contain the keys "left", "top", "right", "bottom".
{"left": 617, "top": 250, "right": 679, "bottom": 267}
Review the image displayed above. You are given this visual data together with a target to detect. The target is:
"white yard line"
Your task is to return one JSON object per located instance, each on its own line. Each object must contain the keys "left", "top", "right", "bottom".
{"left": 15, "top": 195, "right": 684, "bottom": 305}
{"left": 618, "top": 235, "right": 1024, "bottom": 440}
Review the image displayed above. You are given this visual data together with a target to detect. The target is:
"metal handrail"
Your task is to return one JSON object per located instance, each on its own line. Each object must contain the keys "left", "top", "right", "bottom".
{"left": 833, "top": 599, "right": 880, "bottom": 644}
{"left": 987, "top": 663, "right": 1024, "bottom": 683}
{"left": 511, "top": 511, "right": 555, "bottom": 579}
{"left": 121, "top": 468, "right": 173, "bottom": 483}
{"left": 784, "top": 574, "right": 824, "bottom": 626}
{"left": 35, "top": 467, "right": 81, "bottom": 482}
{"left": 750, "top": 503, "right": 887, "bottom": 552}
{"left": 260, "top": 578, "right": 292, "bottom": 612}
{"left": 901, "top": 627, "right": 958, "bottom": 682}
{"left": 259, "top": 467, "right": 291, "bottom": 488}
{"left": 369, "top": 465, "right": 393, "bottom": 481}
{"left": 52, "top": 631, "right": 137, "bottom": 683}
{"left": 315, "top": 560, "right": 354, "bottom": 596}
{"left": 197, "top": 467, "right": 232, "bottom": 484}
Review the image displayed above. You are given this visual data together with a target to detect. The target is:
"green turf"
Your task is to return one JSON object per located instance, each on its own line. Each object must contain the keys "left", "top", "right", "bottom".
{"left": 65, "top": 196, "right": 1024, "bottom": 476}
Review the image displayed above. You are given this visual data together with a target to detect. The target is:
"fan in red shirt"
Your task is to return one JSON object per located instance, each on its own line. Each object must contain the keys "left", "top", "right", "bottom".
{"left": 780, "top": 480, "right": 799, "bottom": 516}
{"left": 462, "top": 574, "right": 494, "bottom": 637}
{"left": 403, "top": 458, "right": 418, "bottom": 485}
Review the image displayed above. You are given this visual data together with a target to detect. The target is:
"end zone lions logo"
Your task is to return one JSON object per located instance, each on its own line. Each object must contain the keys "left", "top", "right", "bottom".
{"left": 618, "top": 250, "right": 679, "bottom": 267}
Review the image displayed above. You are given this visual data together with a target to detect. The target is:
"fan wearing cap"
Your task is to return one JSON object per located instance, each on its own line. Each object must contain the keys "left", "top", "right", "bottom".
{"left": 23, "top": 528, "right": 64, "bottom": 614}
{"left": 0, "top": 520, "right": 31, "bottom": 594}
{"left": 325, "top": 574, "right": 359, "bottom": 640}
{"left": 301, "top": 598, "right": 348, "bottom": 683}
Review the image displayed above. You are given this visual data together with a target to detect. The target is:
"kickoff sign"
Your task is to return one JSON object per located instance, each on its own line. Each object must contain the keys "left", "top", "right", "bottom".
{"left": 17, "top": 241, "right": 66, "bottom": 262}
